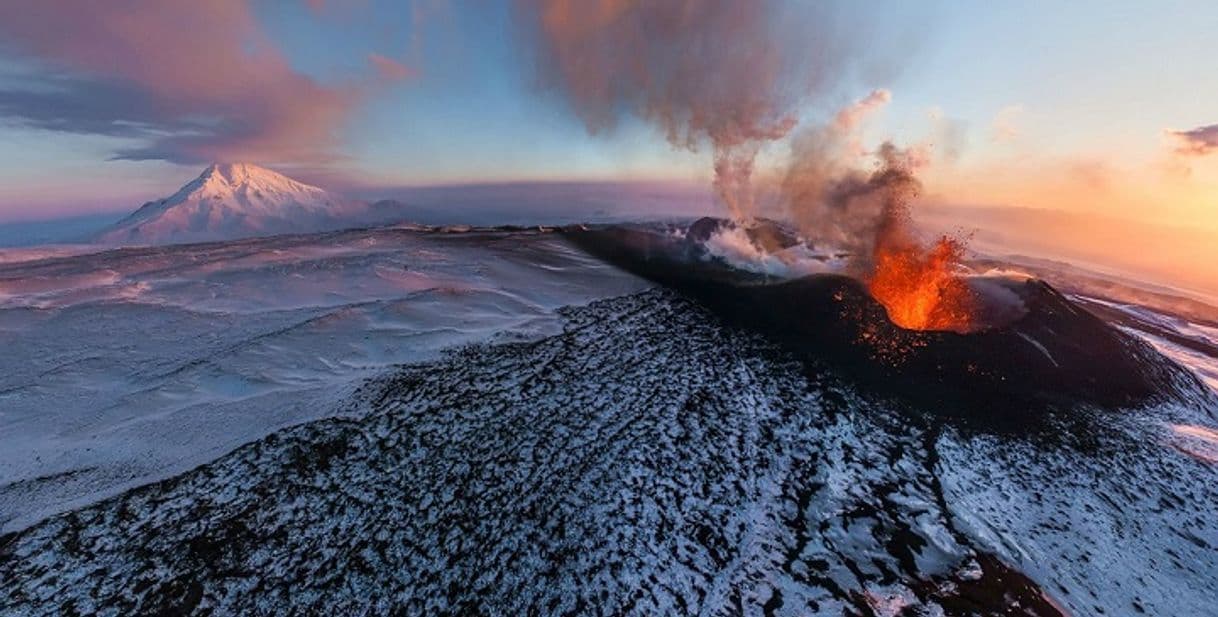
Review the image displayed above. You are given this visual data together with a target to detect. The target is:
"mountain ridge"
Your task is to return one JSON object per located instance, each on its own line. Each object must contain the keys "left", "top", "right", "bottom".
{"left": 96, "top": 163, "right": 386, "bottom": 245}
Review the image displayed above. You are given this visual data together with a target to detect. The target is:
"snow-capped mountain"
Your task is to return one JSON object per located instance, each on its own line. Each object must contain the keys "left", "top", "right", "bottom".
{"left": 96, "top": 163, "right": 374, "bottom": 245}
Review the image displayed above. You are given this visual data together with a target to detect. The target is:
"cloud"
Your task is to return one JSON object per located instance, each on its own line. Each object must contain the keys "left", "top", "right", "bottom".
{"left": 991, "top": 105, "right": 1024, "bottom": 143}
{"left": 1065, "top": 159, "right": 1113, "bottom": 191}
{"left": 0, "top": 1, "right": 366, "bottom": 165}
{"left": 834, "top": 89, "right": 892, "bottom": 132}
{"left": 0, "top": 73, "right": 177, "bottom": 138}
{"left": 1168, "top": 124, "right": 1218, "bottom": 156}
{"left": 924, "top": 107, "right": 967, "bottom": 165}
{"left": 369, "top": 53, "right": 418, "bottom": 82}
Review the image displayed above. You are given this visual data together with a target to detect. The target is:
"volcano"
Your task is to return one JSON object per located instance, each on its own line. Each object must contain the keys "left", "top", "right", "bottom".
{"left": 564, "top": 220, "right": 1202, "bottom": 420}
{"left": 1, "top": 222, "right": 1216, "bottom": 615}
{"left": 95, "top": 163, "right": 372, "bottom": 245}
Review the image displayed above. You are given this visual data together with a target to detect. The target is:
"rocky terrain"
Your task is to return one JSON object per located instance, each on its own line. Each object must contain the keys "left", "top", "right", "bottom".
{"left": 3, "top": 288, "right": 1216, "bottom": 615}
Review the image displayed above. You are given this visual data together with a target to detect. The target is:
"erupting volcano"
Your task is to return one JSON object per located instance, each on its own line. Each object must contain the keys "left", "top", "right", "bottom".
{"left": 862, "top": 172, "right": 981, "bottom": 334}
{"left": 868, "top": 233, "right": 978, "bottom": 333}
{"left": 562, "top": 217, "right": 1201, "bottom": 417}
{"left": 4, "top": 2, "right": 1218, "bottom": 615}
{"left": 788, "top": 134, "right": 985, "bottom": 334}
{"left": 522, "top": 0, "right": 991, "bottom": 337}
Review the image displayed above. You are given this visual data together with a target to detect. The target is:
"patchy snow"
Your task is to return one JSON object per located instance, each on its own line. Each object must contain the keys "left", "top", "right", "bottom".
{"left": 937, "top": 409, "right": 1218, "bottom": 616}
{"left": 0, "top": 226, "right": 648, "bottom": 532}
{"left": 1017, "top": 332, "right": 1059, "bottom": 367}
{"left": 4, "top": 285, "right": 1214, "bottom": 614}
{"left": 2, "top": 222, "right": 1218, "bottom": 614}
{"left": 0, "top": 290, "right": 1075, "bottom": 614}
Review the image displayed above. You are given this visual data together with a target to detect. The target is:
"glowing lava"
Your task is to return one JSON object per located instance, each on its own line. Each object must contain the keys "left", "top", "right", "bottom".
{"left": 868, "top": 233, "right": 980, "bottom": 333}
{"left": 847, "top": 143, "right": 982, "bottom": 334}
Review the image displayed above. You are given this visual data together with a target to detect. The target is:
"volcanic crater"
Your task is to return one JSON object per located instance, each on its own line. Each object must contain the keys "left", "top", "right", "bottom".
{"left": 563, "top": 219, "right": 1205, "bottom": 420}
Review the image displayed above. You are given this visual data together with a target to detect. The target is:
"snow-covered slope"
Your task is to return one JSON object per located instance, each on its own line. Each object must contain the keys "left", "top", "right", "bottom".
{"left": 2, "top": 224, "right": 1217, "bottom": 614}
{"left": 96, "top": 163, "right": 371, "bottom": 245}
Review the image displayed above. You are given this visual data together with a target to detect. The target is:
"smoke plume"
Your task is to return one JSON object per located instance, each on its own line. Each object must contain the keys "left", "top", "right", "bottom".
{"left": 781, "top": 92, "right": 984, "bottom": 332}
{"left": 520, "top": 2, "right": 981, "bottom": 331}
{"left": 779, "top": 89, "right": 911, "bottom": 258}
{"left": 517, "top": 0, "right": 861, "bottom": 220}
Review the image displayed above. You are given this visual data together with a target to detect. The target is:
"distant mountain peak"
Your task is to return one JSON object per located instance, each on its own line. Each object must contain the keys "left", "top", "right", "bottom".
{"left": 195, "top": 163, "right": 317, "bottom": 191}
{"left": 202, "top": 162, "right": 271, "bottom": 185}
{"left": 167, "top": 162, "right": 331, "bottom": 207}
{"left": 95, "top": 163, "right": 370, "bottom": 246}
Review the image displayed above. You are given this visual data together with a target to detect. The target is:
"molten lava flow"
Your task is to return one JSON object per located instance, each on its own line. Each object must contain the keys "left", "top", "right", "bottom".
{"left": 868, "top": 233, "right": 979, "bottom": 333}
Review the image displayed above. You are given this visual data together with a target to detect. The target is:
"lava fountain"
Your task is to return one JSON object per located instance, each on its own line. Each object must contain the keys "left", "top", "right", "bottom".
{"left": 868, "top": 231, "right": 980, "bottom": 333}
{"left": 861, "top": 157, "right": 981, "bottom": 334}
{"left": 800, "top": 140, "right": 983, "bottom": 333}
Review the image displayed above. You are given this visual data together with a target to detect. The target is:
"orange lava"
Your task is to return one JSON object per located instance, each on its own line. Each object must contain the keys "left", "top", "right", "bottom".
{"left": 868, "top": 234, "right": 979, "bottom": 333}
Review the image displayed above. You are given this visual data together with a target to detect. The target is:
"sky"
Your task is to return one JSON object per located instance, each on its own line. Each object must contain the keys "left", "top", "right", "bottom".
{"left": 0, "top": 0, "right": 1215, "bottom": 233}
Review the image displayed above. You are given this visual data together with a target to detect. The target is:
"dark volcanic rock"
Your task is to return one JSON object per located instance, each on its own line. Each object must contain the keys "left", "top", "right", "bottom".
{"left": 0, "top": 291, "right": 1065, "bottom": 616}
{"left": 686, "top": 216, "right": 727, "bottom": 244}
{"left": 2, "top": 287, "right": 1215, "bottom": 616}
{"left": 564, "top": 224, "right": 1204, "bottom": 420}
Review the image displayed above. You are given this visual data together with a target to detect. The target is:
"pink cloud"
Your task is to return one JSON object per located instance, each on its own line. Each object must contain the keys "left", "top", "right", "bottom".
{"left": 1169, "top": 124, "right": 1218, "bottom": 157}
{"left": 0, "top": 1, "right": 363, "bottom": 165}
{"left": 369, "top": 53, "right": 419, "bottom": 82}
{"left": 990, "top": 105, "right": 1025, "bottom": 144}
{"left": 833, "top": 89, "right": 892, "bottom": 132}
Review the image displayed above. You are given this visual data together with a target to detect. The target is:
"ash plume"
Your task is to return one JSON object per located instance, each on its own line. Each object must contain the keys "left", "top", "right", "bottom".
{"left": 517, "top": 1, "right": 980, "bottom": 331}
{"left": 516, "top": 0, "right": 866, "bottom": 220}
{"left": 779, "top": 91, "right": 990, "bottom": 332}
{"left": 780, "top": 89, "right": 922, "bottom": 264}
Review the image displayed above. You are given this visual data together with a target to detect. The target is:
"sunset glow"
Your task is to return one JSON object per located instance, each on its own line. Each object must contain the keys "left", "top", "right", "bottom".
{"left": 3, "top": 3, "right": 1218, "bottom": 615}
